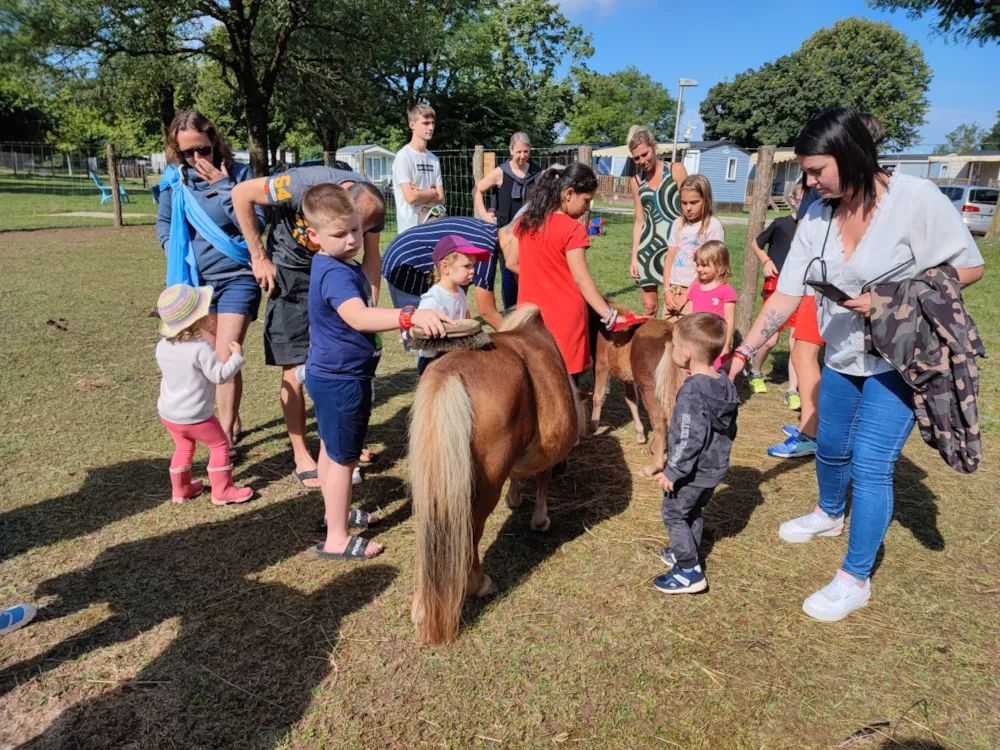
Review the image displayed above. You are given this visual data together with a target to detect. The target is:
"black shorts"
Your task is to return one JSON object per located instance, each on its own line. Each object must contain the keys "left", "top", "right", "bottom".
{"left": 264, "top": 264, "right": 311, "bottom": 367}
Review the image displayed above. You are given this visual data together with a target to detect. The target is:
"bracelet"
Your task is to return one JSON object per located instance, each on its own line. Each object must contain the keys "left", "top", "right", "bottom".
{"left": 731, "top": 351, "right": 748, "bottom": 364}
{"left": 734, "top": 342, "right": 755, "bottom": 359}
{"left": 600, "top": 307, "right": 619, "bottom": 331}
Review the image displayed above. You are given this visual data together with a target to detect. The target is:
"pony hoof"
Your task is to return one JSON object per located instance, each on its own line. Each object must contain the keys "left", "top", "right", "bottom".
{"left": 531, "top": 516, "right": 551, "bottom": 533}
{"left": 635, "top": 431, "right": 647, "bottom": 445}
{"left": 474, "top": 576, "right": 499, "bottom": 598}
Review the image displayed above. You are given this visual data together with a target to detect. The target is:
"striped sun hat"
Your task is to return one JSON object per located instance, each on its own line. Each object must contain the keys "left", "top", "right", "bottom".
{"left": 157, "top": 284, "right": 214, "bottom": 338}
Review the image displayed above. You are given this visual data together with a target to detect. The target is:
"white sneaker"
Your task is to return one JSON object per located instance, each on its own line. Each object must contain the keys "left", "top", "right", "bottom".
{"left": 779, "top": 508, "right": 844, "bottom": 543}
{"left": 352, "top": 467, "right": 362, "bottom": 486}
{"left": 802, "top": 571, "right": 871, "bottom": 622}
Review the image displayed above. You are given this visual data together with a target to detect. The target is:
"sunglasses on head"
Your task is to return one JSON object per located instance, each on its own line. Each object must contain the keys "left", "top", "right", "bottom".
{"left": 180, "top": 145, "right": 213, "bottom": 159}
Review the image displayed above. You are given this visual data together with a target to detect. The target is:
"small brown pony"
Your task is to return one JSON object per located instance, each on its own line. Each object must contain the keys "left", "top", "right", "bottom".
{"left": 590, "top": 303, "right": 683, "bottom": 476}
{"left": 409, "top": 305, "right": 584, "bottom": 645}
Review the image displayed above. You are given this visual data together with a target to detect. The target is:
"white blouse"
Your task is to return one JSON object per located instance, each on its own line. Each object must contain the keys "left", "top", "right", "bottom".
{"left": 777, "top": 172, "right": 985, "bottom": 377}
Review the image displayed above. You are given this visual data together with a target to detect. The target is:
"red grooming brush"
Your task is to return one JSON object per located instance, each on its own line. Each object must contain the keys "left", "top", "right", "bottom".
{"left": 610, "top": 312, "right": 648, "bottom": 332}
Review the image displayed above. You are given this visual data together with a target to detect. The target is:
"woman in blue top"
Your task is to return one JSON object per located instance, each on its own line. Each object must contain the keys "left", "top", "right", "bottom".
{"left": 156, "top": 110, "right": 263, "bottom": 449}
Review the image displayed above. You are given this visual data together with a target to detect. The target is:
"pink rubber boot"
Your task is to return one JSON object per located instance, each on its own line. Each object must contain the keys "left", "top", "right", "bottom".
{"left": 169, "top": 465, "right": 205, "bottom": 504}
{"left": 208, "top": 464, "right": 253, "bottom": 505}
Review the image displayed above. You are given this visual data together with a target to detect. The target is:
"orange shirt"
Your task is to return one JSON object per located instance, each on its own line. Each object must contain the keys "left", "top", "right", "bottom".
{"left": 516, "top": 213, "right": 591, "bottom": 375}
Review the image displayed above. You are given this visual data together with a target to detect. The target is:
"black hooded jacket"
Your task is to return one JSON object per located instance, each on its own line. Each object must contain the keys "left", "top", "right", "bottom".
{"left": 663, "top": 373, "right": 739, "bottom": 488}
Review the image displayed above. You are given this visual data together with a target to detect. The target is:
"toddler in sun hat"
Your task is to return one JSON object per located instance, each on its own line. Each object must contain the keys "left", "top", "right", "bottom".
{"left": 155, "top": 284, "right": 253, "bottom": 506}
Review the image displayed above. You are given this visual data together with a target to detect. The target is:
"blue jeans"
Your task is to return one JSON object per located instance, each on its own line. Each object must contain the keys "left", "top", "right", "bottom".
{"left": 816, "top": 367, "right": 915, "bottom": 580}
{"left": 497, "top": 253, "right": 518, "bottom": 311}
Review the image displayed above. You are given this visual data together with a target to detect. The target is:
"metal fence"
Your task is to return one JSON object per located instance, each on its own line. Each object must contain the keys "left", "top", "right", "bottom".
{"left": 0, "top": 142, "right": 153, "bottom": 195}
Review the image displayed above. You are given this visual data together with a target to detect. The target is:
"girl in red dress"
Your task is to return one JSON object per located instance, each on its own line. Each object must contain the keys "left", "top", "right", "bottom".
{"left": 515, "top": 164, "right": 618, "bottom": 380}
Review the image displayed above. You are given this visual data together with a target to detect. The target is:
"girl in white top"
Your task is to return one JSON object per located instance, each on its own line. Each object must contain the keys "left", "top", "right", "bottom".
{"left": 728, "top": 108, "right": 984, "bottom": 623}
{"left": 663, "top": 175, "right": 725, "bottom": 317}
{"left": 155, "top": 284, "right": 253, "bottom": 505}
{"left": 415, "top": 234, "right": 491, "bottom": 375}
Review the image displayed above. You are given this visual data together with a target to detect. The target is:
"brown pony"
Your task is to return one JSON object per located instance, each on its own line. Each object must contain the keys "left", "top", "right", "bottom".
{"left": 590, "top": 303, "right": 683, "bottom": 476}
{"left": 409, "top": 305, "right": 584, "bottom": 645}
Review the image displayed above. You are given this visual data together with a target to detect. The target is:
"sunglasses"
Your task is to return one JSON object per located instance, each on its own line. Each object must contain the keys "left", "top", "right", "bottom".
{"left": 179, "top": 145, "right": 213, "bottom": 159}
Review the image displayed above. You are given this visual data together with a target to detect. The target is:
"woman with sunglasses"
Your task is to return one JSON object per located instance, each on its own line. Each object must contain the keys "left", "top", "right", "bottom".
{"left": 727, "top": 108, "right": 984, "bottom": 622}
{"left": 156, "top": 110, "right": 264, "bottom": 450}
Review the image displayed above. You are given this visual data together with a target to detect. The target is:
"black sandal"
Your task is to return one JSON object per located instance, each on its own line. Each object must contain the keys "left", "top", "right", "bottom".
{"left": 316, "top": 508, "right": 378, "bottom": 532}
{"left": 314, "top": 536, "right": 382, "bottom": 560}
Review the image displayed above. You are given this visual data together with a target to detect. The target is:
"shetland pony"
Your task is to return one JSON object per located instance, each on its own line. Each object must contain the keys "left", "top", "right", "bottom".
{"left": 590, "top": 304, "right": 683, "bottom": 476}
{"left": 408, "top": 305, "right": 584, "bottom": 645}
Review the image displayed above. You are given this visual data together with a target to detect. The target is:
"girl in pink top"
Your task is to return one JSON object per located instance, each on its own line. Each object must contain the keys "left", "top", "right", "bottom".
{"left": 683, "top": 241, "right": 736, "bottom": 369}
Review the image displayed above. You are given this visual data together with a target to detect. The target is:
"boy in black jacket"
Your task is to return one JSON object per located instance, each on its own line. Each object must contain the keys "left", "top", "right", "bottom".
{"left": 653, "top": 313, "right": 739, "bottom": 594}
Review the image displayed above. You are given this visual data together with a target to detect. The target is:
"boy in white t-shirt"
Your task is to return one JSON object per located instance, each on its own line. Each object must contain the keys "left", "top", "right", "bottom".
{"left": 392, "top": 103, "right": 445, "bottom": 234}
{"left": 415, "top": 235, "right": 491, "bottom": 375}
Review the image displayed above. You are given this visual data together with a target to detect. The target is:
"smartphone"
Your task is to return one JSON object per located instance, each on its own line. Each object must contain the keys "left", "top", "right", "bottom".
{"left": 807, "top": 280, "right": 853, "bottom": 304}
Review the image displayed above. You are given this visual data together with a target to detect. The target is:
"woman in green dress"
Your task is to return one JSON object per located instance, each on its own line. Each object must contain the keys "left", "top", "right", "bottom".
{"left": 627, "top": 126, "right": 687, "bottom": 317}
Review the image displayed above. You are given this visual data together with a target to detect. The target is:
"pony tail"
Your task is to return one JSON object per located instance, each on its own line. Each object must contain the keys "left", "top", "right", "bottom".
{"left": 517, "top": 165, "right": 566, "bottom": 234}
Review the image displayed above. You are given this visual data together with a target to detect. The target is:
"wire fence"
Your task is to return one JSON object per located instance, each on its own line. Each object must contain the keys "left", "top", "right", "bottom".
{"left": 0, "top": 142, "right": 155, "bottom": 195}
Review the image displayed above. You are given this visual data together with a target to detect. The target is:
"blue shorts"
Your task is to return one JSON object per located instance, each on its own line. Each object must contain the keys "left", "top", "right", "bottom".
{"left": 304, "top": 372, "right": 373, "bottom": 464}
{"left": 208, "top": 274, "right": 262, "bottom": 319}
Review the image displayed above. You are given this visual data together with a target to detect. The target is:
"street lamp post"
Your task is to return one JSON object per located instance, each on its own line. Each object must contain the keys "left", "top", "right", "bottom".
{"left": 671, "top": 78, "right": 698, "bottom": 163}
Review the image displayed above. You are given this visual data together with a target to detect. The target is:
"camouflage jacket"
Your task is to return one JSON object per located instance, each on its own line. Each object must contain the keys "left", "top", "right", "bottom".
{"left": 867, "top": 264, "right": 985, "bottom": 474}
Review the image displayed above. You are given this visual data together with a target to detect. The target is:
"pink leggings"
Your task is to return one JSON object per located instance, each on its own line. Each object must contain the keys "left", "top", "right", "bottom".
{"left": 161, "top": 416, "right": 230, "bottom": 471}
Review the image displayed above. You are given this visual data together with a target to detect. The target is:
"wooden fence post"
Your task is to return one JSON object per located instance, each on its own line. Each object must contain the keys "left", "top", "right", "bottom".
{"left": 735, "top": 145, "right": 775, "bottom": 339}
{"left": 987, "top": 199, "right": 1000, "bottom": 242}
{"left": 106, "top": 141, "right": 123, "bottom": 228}
{"left": 473, "top": 145, "right": 485, "bottom": 184}
{"left": 357, "top": 149, "right": 366, "bottom": 177}
{"left": 578, "top": 145, "right": 593, "bottom": 226}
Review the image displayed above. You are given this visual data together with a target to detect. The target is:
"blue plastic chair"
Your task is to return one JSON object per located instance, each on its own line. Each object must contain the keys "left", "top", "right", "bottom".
{"left": 90, "top": 171, "right": 130, "bottom": 205}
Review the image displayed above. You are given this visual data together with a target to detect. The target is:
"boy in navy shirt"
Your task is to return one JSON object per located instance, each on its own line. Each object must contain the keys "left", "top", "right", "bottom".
{"left": 302, "top": 184, "right": 452, "bottom": 560}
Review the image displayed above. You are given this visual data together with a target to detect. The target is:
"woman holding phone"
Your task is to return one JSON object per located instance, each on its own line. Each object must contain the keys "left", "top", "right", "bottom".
{"left": 727, "top": 108, "right": 984, "bottom": 622}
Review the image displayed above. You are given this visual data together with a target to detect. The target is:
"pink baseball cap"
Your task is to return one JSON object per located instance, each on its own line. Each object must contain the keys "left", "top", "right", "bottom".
{"left": 432, "top": 234, "right": 492, "bottom": 265}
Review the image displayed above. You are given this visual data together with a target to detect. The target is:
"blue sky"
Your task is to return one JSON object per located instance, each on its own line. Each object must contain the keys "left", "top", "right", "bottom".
{"left": 558, "top": 0, "right": 998, "bottom": 151}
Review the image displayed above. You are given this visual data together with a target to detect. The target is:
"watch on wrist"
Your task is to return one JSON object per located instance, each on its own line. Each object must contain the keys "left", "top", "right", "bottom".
{"left": 399, "top": 305, "right": 416, "bottom": 330}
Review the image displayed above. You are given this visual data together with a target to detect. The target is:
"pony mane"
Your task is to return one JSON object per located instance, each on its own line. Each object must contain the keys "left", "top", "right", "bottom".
{"left": 500, "top": 304, "right": 543, "bottom": 332}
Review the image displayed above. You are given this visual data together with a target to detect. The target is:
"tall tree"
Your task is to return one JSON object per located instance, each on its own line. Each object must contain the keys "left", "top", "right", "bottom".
{"left": 700, "top": 18, "right": 931, "bottom": 150}
{"left": 981, "top": 111, "right": 1000, "bottom": 150}
{"left": 934, "top": 122, "right": 987, "bottom": 154}
{"left": 565, "top": 67, "right": 676, "bottom": 145}
{"left": 868, "top": 0, "right": 1000, "bottom": 44}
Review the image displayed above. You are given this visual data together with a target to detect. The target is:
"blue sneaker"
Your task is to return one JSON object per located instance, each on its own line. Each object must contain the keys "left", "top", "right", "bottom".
{"left": 0, "top": 604, "right": 37, "bottom": 636}
{"left": 659, "top": 546, "right": 677, "bottom": 567}
{"left": 768, "top": 432, "right": 817, "bottom": 458}
{"left": 653, "top": 564, "right": 707, "bottom": 594}
{"left": 782, "top": 425, "right": 799, "bottom": 438}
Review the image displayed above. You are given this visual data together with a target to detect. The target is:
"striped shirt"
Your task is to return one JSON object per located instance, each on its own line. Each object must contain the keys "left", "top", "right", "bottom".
{"left": 382, "top": 217, "right": 498, "bottom": 296}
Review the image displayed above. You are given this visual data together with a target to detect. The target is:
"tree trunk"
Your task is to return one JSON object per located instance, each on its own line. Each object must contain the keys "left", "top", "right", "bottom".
{"left": 244, "top": 102, "right": 270, "bottom": 177}
{"left": 735, "top": 146, "right": 776, "bottom": 339}
{"left": 270, "top": 143, "right": 280, "bottom": 171}
{"left": 158, "top": 85, "right": 176, "bottom": 141}
{"left": 318, "top": 125, "right": 340, "bottom": 159}
{"left": 65, "top": 150, "right": 73, "bottom": 177}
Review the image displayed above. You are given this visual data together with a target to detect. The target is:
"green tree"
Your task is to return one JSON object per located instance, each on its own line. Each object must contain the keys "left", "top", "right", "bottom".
{"left": 565, "top": 67, "right": 676, "bottom": 145}
{"left": 868, "top": 0, "right": 1000, "bottom": 45}
{"left": 934, "top": 122, "right": 987, "bottom": 154}
{"left": 981, "top": 111, "right": 1000, "bottom": 150}
{"left": 700, "top": 18, "right": 931, "bottom": 150}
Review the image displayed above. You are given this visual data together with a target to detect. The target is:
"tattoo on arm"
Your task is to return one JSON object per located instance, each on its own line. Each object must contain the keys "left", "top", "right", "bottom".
{"left": 758, "top": 309, "right": 787, "bottom": 341}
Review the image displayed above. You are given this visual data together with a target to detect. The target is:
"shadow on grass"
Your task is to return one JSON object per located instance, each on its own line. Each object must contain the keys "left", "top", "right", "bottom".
{"left": 462, "top": 431, "right": 632, "bottom": 632}
{"left": 0, "top": 459, "right": 170, "bottom": 564}
{"left": 2, "top": 493, "right": 398, "bottom": 749}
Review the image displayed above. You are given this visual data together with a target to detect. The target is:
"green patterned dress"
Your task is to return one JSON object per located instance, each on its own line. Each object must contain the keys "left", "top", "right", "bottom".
{"left": 635, "top": 162, "right": 681, "bottom": 286}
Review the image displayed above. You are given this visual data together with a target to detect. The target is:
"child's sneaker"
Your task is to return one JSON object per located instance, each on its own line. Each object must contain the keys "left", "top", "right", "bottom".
{"left": 802, "top": 570, "right": 871, "bottom": 622}
{"left": 658, "top": 546, "right": 677, "bottom": 567}
{"left": 748, "top": 373, "right": 767, "bottom": 394}
{"left": 782, "top": 425, "right": 799, "bottom": 438}
{"left": 767, "top": 431, "right": 817, "bottom": 458}
{"left": 785, "top": 390, "right": 801, "bottom": 411}
{"left": 0, "top": 604, "right": 36, "bottom": 636}
{"left": 778, "top": 508, "right": 844, "bottom": 543}
{"left": 653, "top": 564, "right": 707, "bottom": 594}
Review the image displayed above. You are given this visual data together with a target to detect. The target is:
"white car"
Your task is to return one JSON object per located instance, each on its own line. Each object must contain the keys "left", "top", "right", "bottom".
{"left": 938, "top": 184, "right": 997, "bottom": 236}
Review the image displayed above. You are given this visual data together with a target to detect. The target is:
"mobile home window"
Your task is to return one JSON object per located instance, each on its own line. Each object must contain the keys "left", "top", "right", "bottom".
{"left": 726, "top": 157, "right": 738, "bottom": 181}
{"left": 939, "top": 165, "right": 949, "bottom": 178}
{"left": 365, "top": 157, "right": 382, "bottom": 181}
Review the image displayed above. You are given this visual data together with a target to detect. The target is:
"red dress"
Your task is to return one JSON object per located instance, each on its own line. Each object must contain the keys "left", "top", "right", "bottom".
{"left": 516, "top": 213, "right": 591, "bottom": 375}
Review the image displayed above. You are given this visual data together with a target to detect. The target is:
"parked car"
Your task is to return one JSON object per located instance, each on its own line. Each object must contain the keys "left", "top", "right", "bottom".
{"left": 938, "top": 184, "right": 997, "bottom": 235}
{"left": 268, "top": 158, "right": 354, "bottom": 175}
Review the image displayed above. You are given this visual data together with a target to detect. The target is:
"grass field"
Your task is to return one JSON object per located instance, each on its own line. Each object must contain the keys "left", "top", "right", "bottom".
{"left": 0, "top": 218, "right": 998, "bottom": 749}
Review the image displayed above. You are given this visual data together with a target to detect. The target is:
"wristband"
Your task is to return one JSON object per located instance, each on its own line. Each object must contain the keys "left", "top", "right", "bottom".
{"left": 399, "top": 305, "right": 416, "bottom": 330}
{"left": 600, "top": 308, "right": 619, "bottom": 331}
{"left": 731, "top": 351, "right": 748, "bottom": 364}
{"left": 734, "top": 342, "right": 755, "bottom": 359}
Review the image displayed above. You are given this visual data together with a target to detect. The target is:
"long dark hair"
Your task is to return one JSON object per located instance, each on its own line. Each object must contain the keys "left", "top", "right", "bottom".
{"left": 794, "top": 107, "right": 886, "bottom": 209}
{"left": 517, "top": 163, "right": 598, "bottom": 234}
{"left": 165, "top": 109, "right": 235, "bottom": 172}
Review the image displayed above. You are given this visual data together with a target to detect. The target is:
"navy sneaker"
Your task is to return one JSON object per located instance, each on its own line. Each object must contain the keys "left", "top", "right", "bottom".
{"left": 653, "top": 564, "right": 707, "bottom": 594}
{"left": 659, "top": 546, "right": 677, "bottom": 567}
{"left": 782, "top": 425, "right": 799, "bottom": 438}
{"left": 768, "top": 432, "right": 817, "bottom": 458}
